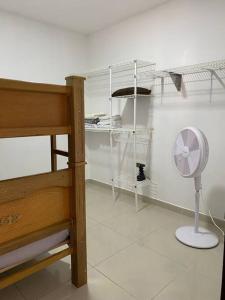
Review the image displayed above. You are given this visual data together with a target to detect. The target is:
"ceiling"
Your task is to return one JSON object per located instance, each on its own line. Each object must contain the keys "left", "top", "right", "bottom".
{"left": 0, "top": 0, "right": 168, "bottom": 35}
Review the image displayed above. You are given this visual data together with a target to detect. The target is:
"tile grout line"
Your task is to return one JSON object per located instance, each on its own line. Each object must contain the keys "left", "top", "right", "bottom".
{"left": 96, "top": 215, "right": 158, "bottom": 242}
{"left": 137, "top": 240, "right": 191, "bottom": 270}
{"left": 150, "top": 277, "right": 176, "bottom": 300}
{"left": 92, "top": 239, "right": 137, "bottom": 267}
{"left": 15, "top": 285, "right": 30, "bottom": 300}
{"left": 93, "top": 266, "right": 137, "bottom": 300}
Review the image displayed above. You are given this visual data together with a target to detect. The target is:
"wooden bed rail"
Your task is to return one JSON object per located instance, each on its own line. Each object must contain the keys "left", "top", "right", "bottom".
{"left": 0, "top": 126, "right": 71, "bottom": 138}
{"left": 0, "top": 77, "right": 71, "bottom": 94}
{"left": 0, "top": 169, "right": 72, "bottom": 205}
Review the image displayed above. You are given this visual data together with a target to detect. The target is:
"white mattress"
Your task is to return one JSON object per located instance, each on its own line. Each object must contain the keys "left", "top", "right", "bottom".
{"left": 0, "top": 229, "right": 69, "bottom": 271}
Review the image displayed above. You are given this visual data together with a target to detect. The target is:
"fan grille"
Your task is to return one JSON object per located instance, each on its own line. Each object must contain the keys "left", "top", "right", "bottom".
{"left": 174, "top": 129, "right": 201, "bottom": 177}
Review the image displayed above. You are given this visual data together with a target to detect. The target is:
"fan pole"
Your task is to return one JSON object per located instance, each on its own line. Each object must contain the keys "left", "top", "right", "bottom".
{"left": 194, "top": 176, "right": 201, "bottom": 233}
{"left": 194, "top": 190, "right": 200, "bottom": 233}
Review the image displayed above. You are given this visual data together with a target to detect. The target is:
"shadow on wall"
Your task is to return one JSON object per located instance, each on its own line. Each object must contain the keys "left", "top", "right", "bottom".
{"left": 85, "top": 132, "right": 110, "bottom": 151}
{"left": 121, "top": 96, "right": 152, "bottom": 127}
{"left": 207, "top": 185, "right": 225, "bottom": 221}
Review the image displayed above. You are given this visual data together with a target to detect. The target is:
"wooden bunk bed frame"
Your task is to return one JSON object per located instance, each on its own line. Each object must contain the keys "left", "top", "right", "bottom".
{"left": 0, "top": 75, "right": 87, "bottom": 289}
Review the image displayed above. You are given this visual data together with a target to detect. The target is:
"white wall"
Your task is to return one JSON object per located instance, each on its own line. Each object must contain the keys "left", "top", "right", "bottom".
{"left": 0, "top": 10, "right": 88, "bottom": 180}
{"left": 86, "top": 0, "right": 225, "bottom": 220}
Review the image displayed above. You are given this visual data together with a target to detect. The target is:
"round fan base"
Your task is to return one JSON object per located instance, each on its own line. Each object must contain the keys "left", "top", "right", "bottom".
{"left": 176, "top": 226, "right": 219, "bottom": 249}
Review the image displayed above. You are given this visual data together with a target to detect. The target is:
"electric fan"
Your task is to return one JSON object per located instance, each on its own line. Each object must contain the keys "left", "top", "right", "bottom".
{"left": 173, "top": 127, "right": 219, "bottom": 249}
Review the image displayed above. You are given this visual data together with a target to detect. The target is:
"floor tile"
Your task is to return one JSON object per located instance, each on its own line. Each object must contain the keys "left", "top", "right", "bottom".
{"left": 16, "top": 259, "right": 71, "bottom": 299}
{"left": 153, "top": 267, "right": 221, "bottom": 300}
{"left": 190, "top": 241, "right": 224, "bottom": 282}
{"left": 96, "top": 243, "right": 186, "bottom": 300}
{"left": 39, "top": 268, "right": 135, "bottom": 300}
{"left": 101, "top": 204, "right": 181, "bottom": 241}
{"left": 0, "top": 285, "right": 24, "bottom": 300}
{"left": 86, "top": 217, "right": 99, "bottom": 230}
{"left": 86, "top": 193, "right": 137, "bottom": 223}
{"left": 138, "top": 223, "right": 223, "bottom": 269}
{"left": 87, "top": 223, "right": 133, "bottom": 266}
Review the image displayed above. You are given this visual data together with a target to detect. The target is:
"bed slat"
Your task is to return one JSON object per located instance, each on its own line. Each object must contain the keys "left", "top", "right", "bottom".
{"left": 0, "top": 169, "right": 71, "bottom": 204}
{"left": 0, "top": 248, "right": 71, "bottom": 289}
{"left": 0, "top": 126, "right": 71, "bottom": 138}
{"left": 0, "top": 221, "right": 70, "bottom": 256}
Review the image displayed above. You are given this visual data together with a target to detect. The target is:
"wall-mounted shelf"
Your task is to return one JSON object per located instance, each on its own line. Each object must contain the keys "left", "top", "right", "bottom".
{"left": 152, "top": 59, "right": 225, "bottom": 92}
{"left": 84, "top": 59, "right": 225, "bottom": 95}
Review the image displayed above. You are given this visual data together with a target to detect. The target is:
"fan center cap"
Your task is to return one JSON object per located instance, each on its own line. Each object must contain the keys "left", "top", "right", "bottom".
{"left": 182, "top": 146, "right": 190, "bottom": 158}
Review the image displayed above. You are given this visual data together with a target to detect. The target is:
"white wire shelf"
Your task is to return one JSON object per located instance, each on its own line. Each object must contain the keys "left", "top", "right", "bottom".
{"left": 111, "top": 127, "right": 152, "bottom": 134}
{"left": 113, "top": 175, "right": 151, "bottom": 190}
{"left": 111, "top": 94, "right": 151, "bottom": 99}
{"left": 156, "top": 59, "right": 225, "bottom": 77}
{"left": 84, "top": 59, "right": 156, "bottom": 79}
{"left": 152, "top": 59, "right": 225, "bottom": 91}
{"left": 85, "top": 127, "right": 110, "bottom": 133}
{"left": 84, "top": 59, "right": 225, "bottom": 93}
{"left": 85, "top": 127, "right": 153, "bottom": 135}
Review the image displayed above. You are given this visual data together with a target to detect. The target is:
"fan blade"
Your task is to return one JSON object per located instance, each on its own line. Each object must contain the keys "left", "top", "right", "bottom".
{"left": 181, "top": 129, "right": 189, "bottom": 146}
{"left": 188, "top": 135, "right": 199, "bottom": 152}
{"left": 181, "top": 129, "right": 199, "bottom": 151}
{"left": 175, "top": 133, "right": 185, "bottom": 155}
{"left": 187, "top": 149, "right": 201, "bottom": 174}
{"left": 174, "top": 154, "right": 190, "bottom": 175}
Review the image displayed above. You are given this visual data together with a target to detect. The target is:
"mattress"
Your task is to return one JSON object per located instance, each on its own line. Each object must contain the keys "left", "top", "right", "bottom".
{"left": 0, "top": 229, "right": 69, "bottom": 271}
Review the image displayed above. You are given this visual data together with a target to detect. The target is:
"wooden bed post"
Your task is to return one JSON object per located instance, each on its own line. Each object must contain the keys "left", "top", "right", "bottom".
{"left": 50, "top": 136, "right": 57, "bottom": 171}
{"left": 65, "top": 75, "right": 87, "bottom": 287}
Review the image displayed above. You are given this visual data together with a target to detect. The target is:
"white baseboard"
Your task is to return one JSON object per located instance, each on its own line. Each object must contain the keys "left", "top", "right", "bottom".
{"left": 86, "top": 178, "right": 225, "bottom": 232}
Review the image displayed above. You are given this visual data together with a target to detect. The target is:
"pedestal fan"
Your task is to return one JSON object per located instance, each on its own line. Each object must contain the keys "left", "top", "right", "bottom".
{"left": 173, "top": 127, "right": 219, "bottom": 249}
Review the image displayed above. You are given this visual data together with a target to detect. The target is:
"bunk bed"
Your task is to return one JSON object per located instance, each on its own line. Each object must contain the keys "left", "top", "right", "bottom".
{"left": 0, "top": 75, "right": 87, "bottom": 289}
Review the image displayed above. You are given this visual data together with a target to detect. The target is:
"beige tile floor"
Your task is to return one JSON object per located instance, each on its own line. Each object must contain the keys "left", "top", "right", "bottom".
{"left": 0, "top": 181, "right": 224, "bottom": 300}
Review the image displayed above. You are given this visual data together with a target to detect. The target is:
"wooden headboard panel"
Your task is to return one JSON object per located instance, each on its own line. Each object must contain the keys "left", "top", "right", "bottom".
{"left": 0, "top": 90, "right": 70, "bottom": 128}
{"left": 0, "top": 78, "right": 72, "bottom": 138}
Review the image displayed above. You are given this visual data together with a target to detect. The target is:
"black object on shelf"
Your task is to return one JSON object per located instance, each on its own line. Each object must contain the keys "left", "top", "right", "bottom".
{"left": 136, "top": 163, "right": 146, "bottom": 181}
{"left": 112, "top": 87, "right": 151, "bottom": 98}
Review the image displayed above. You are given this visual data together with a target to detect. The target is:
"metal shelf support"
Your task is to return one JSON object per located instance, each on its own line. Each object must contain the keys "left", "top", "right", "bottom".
{"left": 168, "top": 72, "right": 182, "bottom": 92}
{"left": 206, "top": 69, "right": 225, "bottom": 89}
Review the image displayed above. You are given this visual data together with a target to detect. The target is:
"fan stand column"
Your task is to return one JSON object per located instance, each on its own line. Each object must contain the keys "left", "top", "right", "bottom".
{"left": 194, "top": 176, "right": 201, "bottom": 233}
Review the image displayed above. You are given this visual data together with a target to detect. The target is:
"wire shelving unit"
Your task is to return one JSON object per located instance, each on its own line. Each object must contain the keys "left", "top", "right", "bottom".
{"left": 85, "top": 59, "right": 155, "bottom": 211}
{"left": 109, "top": 60, "right": 155, "bottom": 211}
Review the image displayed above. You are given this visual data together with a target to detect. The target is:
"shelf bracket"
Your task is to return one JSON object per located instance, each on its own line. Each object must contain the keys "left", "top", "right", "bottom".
{"left": 168, "top": 72, "right": 182, "bottom": 92}
{"left": 206, "top": 69, "right": 225, "bottom": 89}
